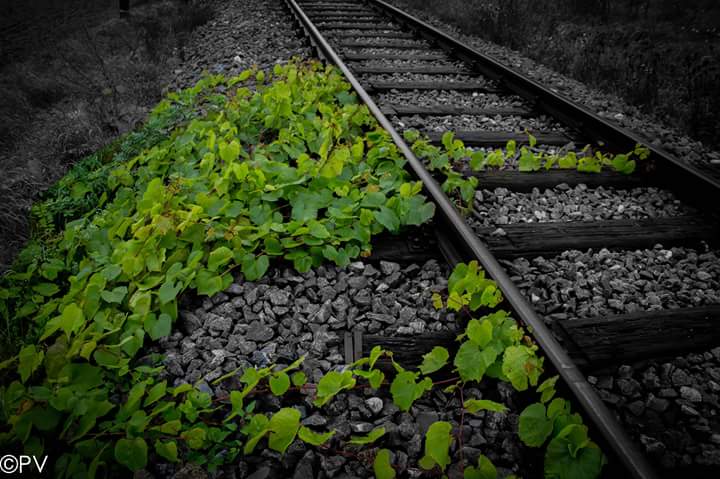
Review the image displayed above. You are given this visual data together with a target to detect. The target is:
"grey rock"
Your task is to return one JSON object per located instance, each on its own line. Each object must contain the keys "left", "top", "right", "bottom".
{"left": 247, "top": 323, "right": 274, "bottom": 342}
{"left": 365, "top": 397, "right": 384, "bottom": 415}
{"left": 302, "top": 414, "right": 328, "bottom": 427}
{"left": 672, "top": 368, "right": 692, "bottom": 386}
{"left": 179, "top": 311, "right": 202, "bottom": 335}
{"left": 267, "top": 289, "right": 290, "bottom": 306}
{"left": 207, "top": 316, "right": 233, "bottom": 334}
{"left": 320, "top": 455, "right": 346, "bottom": 477}
{"left": 350, "top": 422, "right": 374, "bottom": 433}
{"left": 292, "top": 450, "right": 315, "bottom": 479}
{"left": 680, "top": 386, "right": 702, "bottom": 403}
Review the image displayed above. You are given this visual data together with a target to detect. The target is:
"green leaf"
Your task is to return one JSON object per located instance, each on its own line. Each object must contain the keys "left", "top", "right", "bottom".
{"left": 518, "top": 403, "right": 553, "bottom": 447}
{"left": 314, "top": 370, "right": 356, "bottom": 406}
{"left": 269, "top": 372, "right": 291, "bottom": 396}
{"left": 538, "top": 375, "right": 559, "bottom": 404}
{"left": 349, "top": 426, "right": 385, "bottom": 445}
{"left": 154, "top": 440, "right": 178, "bottom": 462}
{"left": 208, "top": 246, "right": 234, "bottom": 271}
{"left": 373, "top": 207, "right": 400, "bottom": 233}
{"left": 390, "top": 371, "right": 433, "bottom": 411}
{"left": 114, "top": 437, "right": 148, "bottom": 471}
{"left": 196, "top": 269, "right": 224, "bottom": 296}
{"left": 454, "top": 341, "right": 497, "bottom": 383}
{"left": 144, "top": 381, "right": 167, "bottom": 406}
{"left": 320, "top": 146, "right": 349, "bottom": 178}
{"left": 268, "top": 407, "right": 301, "bottom": 453}
{"left": 101, "top": 286, "right": 128, "bottom": 304}
{"left": 502, "top": 345, "right": 543, "bottom": 391}
{"left": 544, "top": 425, "right": 605, "bottom": 479}
{"left": 464, "top": 399, "right": 508, "bottom": 414}
{"left": 18, "top": 345, "right": 44, "bottom": 383}
{"left": 158, "top": 281, "right": 181, "bottom": 305}
{"left": 219, "top": 140, "right": 241, "bottom": 163}
{"left": 466, "top": 319, "right": 493, "bottom": 347}
{"left": 431, "top": 292, "right": 444, "bottom": 310}
{"left": 374, "top": 449, "right": 396, "bottom": 479}
{"left": 242, "top": 254, "right": 270, "bottom": 281}
{"left": 464, "top": 455, "right": 497, "bottom": 479}
{"left": 419, "top": 346, "right": 449, "bottom": 375}
{"left": 144, "top": 313, "right": 172, "bottom": 341}
{"left": 33, "top": 282, "right": 60, "bottom": 296}
{"left": 181, "top": 427, "right": 207, "bottom": 450}
{"left": 291, "top": 371, "right": 307, "bottom": 387}
{"left": 298, "top": 426, "right": 334, "bottom": 446}
{"left": 419, "top": 421, "right": 452, "bottom": 471}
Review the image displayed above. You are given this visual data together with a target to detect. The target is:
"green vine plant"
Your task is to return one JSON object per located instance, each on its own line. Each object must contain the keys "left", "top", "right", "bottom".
{"left": 0, "top": 61, "right": 605, "bottom": 478}
{"left": 402, "top": 128, "right": 651, "bottom": 210}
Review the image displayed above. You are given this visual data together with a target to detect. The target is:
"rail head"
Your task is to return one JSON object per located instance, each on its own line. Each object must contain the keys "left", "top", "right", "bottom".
{"left": 283, "top": 1, "right": 658, "bottom": 478}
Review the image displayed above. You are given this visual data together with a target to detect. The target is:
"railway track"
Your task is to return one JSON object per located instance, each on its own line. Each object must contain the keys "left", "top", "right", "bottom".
{"left": 281, "top": 0, "right": 720, "bottom": 477}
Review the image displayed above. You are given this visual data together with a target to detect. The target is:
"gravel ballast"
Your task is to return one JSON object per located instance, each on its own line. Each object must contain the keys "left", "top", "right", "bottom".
{"left": 149, "top": 260, "right": 533, "bottom": 479}
{"left": 470, "top": 184, "right": 694, "bottom": 228}
{"left": 394, "top": 113, "right": 565, "bottom": 134}
{"left": 386, "top": 0, "right": 720, "bottom": 174}
{"left": 592, "top": 350, "right": 720, "bottom": 470}
{"left": 503, "top": 245, "right": 720, "bottom": 321}
{"left": 377, "top": 91, "right": 526, "bottom": 109}
{"left": 167, "top": 0, "right": 309, "bottom": 91}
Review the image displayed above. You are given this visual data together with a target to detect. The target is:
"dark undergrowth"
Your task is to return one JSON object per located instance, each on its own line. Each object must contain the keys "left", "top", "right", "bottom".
{"left": 0, "top": 0, "right": 215, "bottom": 272}
{"left": 397, "top": 0, "right": 720, "bottom": 148}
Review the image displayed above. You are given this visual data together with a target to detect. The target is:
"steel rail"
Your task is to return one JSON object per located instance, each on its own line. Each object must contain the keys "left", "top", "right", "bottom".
{"left": 369, "top": 0, "right": 720, "bottom": 210}
{"left": 283, "top": 0, "right": 658, "bottom": 478}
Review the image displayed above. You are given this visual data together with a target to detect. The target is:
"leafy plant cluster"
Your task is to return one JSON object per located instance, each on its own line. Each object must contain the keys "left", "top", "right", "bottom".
{"left": 0, "top": 62, "right": 605, "bottom": 478}
{"left": 403, "top": 128, "right": 651, "bottom": 209}
{"left": 0, "top": 60, "right": 440, "bottom": 476}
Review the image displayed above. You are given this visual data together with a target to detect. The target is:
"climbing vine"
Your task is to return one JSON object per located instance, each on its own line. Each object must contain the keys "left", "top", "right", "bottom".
{"left": 0, "top": 61, "right": 605, "bottom": 478}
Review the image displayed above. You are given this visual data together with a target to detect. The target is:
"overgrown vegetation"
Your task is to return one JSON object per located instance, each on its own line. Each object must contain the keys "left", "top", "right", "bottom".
{"left": 397, "top": 0, "right": 720, "bottom": 149}
{"left": 0, "top": 0, "right": 215, "bottom": 271}
{"left": 0, "top": 62, "right": 605, "bottom": 478}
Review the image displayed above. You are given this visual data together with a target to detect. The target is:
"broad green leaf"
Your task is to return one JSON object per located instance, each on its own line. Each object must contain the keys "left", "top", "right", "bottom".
{"left": 464, "top": 455, "right": 497, "bottom": 479}
{"left": 101, "top": 286, "right": 127, "bottom": 304}
{"left": 291, "top": 371, "right": 307, "bottom": 387}
{"left": 114, "top": 437, "right": 147, "bottom": 471}
{"left": 454, "top": 341, "right": 497, "bottom": 383}
{"left": 502, "top": 345, "right": 543, "bottom": 391}
{"left": 373, "top": 207, "right": 400, "bottom": 232}
{"left": 269, "top": 372, "right": 291, "bottom": 396}
{"left": 208, "top": 246, "right": 234, "bottom": 271}
{"left": 349, "top": 426, "right": 385, "bottom": 445}
{"left": 538, "top": 375, "right": 559, "bottom": 404}
{"left": 419, "top": 346, "right": 449, "bottom": 375}
{"left": 154, "top": 440, "right": 178, "bottom": 462}
{"left": 144, "top": 313, "right": 172, "bottom": 341}
{"left": 298, "top": 426, "right": 334, "bottom": 446}
{"left": 544, "top": 425, "right": 605, "bottom": 479}
{"left": 33, "top": 283, "right": 60, "bottom": 297}
{"left": 181, "top": 427, "right": 207, "bottom": 450}
{"left": 18, "top": 345, "right": 44, "bottom": 383}
{"left": 466, "top": 319, "right": 493, "bottom": 347}
{"left": 268, "top": 407, "right": 301, "bottom": 453}
{"left": 464, "top": 399, "right": 508, "bottom": 414}
{"left": 242, "top": 254, "right": 270, "bottom": 281}
{"left": 374, "top": 449, "right": 396, "bottom": 479}
{"left": 518, "top": 403, "right": 553, "bottom": 447}
{"left": 390, "top": 371, "right": 433, "bottom": 411}
{"left": 314, "top": 370, "right": 356, "bottom": 406}
{"left": 419, "top": 421, "right": 452, "bottom": 471}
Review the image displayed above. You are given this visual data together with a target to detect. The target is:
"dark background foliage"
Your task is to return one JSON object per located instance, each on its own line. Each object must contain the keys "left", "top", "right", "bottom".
{"left": 0, "top": 0, "right": 214, "bottom": 271}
